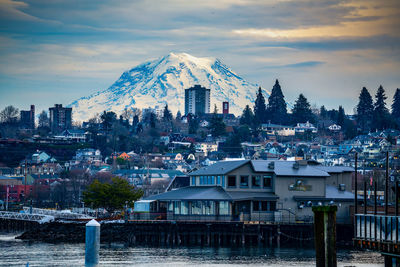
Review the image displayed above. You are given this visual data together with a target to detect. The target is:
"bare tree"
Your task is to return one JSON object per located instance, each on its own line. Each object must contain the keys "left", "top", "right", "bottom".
{"left": 0, "top": 105, "right": 19, "bottom": 123}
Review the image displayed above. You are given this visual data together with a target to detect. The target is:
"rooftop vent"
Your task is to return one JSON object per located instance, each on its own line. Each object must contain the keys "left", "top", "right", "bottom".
{"left": 292, "top": 162, "right": 299, "bottom": 169}
{"left": 268, "top": 162, "right": 275, "bottom": 169}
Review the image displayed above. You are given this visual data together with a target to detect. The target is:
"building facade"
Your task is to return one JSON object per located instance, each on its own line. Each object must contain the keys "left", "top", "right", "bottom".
{"left": 135, "top": 160, "right": 354, "bottom": 224}
{"left": 49, "top": 104, "right": 72, "bottom": 133}
{"left": 20, "top": 105, "right": 35, "bottom": 130}
{"left": 184, "top": 85, "right": 210, "bottom": 115}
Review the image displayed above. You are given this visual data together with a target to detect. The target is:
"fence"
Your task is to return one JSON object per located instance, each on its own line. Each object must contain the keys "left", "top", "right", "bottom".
{"left": 355, "top": 214, "right": 400, "bottom": 243}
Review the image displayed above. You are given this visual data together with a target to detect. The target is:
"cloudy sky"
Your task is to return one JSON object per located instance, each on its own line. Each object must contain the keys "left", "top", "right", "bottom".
{"left": 0, "top": 0, "right": 399, "bottom": 115}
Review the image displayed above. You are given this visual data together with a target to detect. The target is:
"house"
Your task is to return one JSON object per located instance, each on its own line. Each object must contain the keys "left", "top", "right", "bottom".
{"left": 54, "top": 129, "right": 87, "bottom": 142}
{"left": 261, "top": 123, "right": 295, "bottom": 137}
{"left": 72, "top": 148, "right": 102, "bottom": 164}
{"left": 295, "top": 122, "right": 318, "bottom": 134}
{"left": 195, "top": 142, "right": 218, "bottom": 156}
{"left": 134, "top": 160, "right": 354, "bottom": 223}
{"left": 328, "top": 124, "right": 342, "bottom": 131}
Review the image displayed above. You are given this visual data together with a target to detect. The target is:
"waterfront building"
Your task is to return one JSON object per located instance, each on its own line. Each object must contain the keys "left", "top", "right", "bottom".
{"left": 49, "top": 104, "right": 72, "bottom": 134}
{"left": 184, "top": 85, "right": 210, "bottom": 115}
{"left": 135, "top": 160, "right": 354, "bottom": 223}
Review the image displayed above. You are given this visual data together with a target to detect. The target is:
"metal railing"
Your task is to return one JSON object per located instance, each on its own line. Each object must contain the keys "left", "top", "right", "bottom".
{"left": 0, "top": 211, "right": 54, "bottom": 224}
{"left": 355, "top": 214, "right": 400, "bottom": 243}
{"left": 22, "top": 207, "right": 93, "bottom": 220}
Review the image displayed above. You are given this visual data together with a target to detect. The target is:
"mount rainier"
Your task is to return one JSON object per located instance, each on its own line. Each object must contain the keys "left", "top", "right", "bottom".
{"left": 70, "top": 52, "right": 269, "bottom": 122}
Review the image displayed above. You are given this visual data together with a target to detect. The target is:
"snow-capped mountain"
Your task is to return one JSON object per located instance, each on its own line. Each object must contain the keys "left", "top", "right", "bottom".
{"left": 70, "top": 52, "right": 269, "bottom": 122}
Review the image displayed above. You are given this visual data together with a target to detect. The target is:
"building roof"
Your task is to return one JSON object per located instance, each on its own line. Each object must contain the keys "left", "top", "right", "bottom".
{"left": 227, "top": 191, "right": 278, "bottom": 201}
{"left": 144, "top": 186, "right": 278, "bottom": 201}
{"left": 144, "top": 186, "right": 232, "bottom": 201}
{"left": 251, "top": 160, "right": 330, "bottom": 177}
{"left": 293, "top": 186, "right": 354, "bottom": 202}
{"left": 189, "top": 160, "right": 250, "bottom": 176}
{"left": 314, "top": 166, "right": 354, "bottom": 173}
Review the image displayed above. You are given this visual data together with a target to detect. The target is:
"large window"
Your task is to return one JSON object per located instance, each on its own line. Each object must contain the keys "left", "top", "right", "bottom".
{"left": 270, "top": 201, "right": 276, "bottom": 211}
{"left": 219, "top": 201, "right": 229, "bottom": 215}
{"left": 263, "top": 175, "right": 272, "bottom": 188}
{"left": 181, "top": 201, "right": 188, "bottom": 215}
{"left": 252, "top": 175, "right": 261, "bottom": 188}
{"left": 191, "top": 201, "right": 202, "bottom": 215}
{"left": 216, "top": 176, "right": 221, "bottom": 185}
{"left": 222, "top": 176, "right": 225, "bottom": 187}
{"left": 240, "top": 176, "right": 249, "bottom": 187}
{"left": 202, "top": 201, "right": 215, "bottom": 215}
{"left": 192, "top": 177, "right": 196, "bottom": 186}
{"left": 174, "top": 201, "right": 180, "bottom": 214}
{"left": 228, "top": 175, "right": 236, "bottom": 187}
{"left": 261, "top": 201, "right": 268, "bottom": 211}
{"left": 168, "top": 202, "right": 173, "bottom": 212}
{"left": 253, "top": 201, "right": 260, "bottom": 211}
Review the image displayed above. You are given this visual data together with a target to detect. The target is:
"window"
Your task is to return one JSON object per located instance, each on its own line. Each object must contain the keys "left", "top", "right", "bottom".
{"left": 253, "top": 201, "right": 260, "bottom": 211}
{"left": 202, "top": 201, "right": 215, "bottom": 215}
{"left": 217, "top": 176, "right": 221, "bottom": 185}
{"left": 174, "top": 201, "right": 180, "bottom": 214}
{"left": 252, "top": 175, "right": 261, "bottom": 188}
{"left": 168, "top": 202, "right": 173, "bottom": 212}
{"left": 211, "top": 176, "right": 215, "bottom": 184}
{"left": 270, "top": 202, "right": 276, "bottom": 211}
{"left": 191, "top": 201, "right": 202, "bottom": 215}
{"left": 261, "top": 201, "right": 268, "bottom": 211}
{"left": 181, "top": 202, "right": 188, "bottom": 215}
{"left": 228, "top": 175, "right": 236, "bottom": 187}
{"left": 263, "top": 175, "right": 272, "bottom": 188}
{"left": 192, "top": 177, "right": 196, "bottom": 186}
{"left": 240, "top": 176, "right": 249, "bottom": 187}
{"left": 222, "top": 176, "right": 225, "bottom": 187}
{"left": 200, "top": 176, "right": 204, "bottom": 185}
{"left": 219, "top": 201, "right": 229, "bottom": 215}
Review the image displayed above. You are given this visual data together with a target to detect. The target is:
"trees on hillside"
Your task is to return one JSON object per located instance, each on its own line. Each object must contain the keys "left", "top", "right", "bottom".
{"left": 392, "top": 88, "right": 400, "bottom": 127}
{"left": 83, "top": 177, "right": 143, "bottom": 213}
{"left": 291, "top": 94, "right": 313, "bottom": 124}
{"left": 372, "top": 85, "right": 392, "bottom": 130}
{"left": 356, "top": 87, "right": 374, "bottom": 133}
{"left": 240, "top": 105, "right": 254, "bottom": 127}
{"left": 266, "top": 79, "right": 287, "bottom": 124}
{"left": 254, "top": 87, "right": 267, "bottom": 126}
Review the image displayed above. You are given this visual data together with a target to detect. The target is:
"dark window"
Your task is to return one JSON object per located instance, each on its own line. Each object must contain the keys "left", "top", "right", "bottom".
{"left": 240, "top": 176, "right": 249, "bottom": 187}
{"left": 261, "top": 201, "right": 268, "bottom": 211}
{"left": 270, "top": 202, "right": 276, "bottom": 211}
{"left": 263, "top": 175, "right": 272, "bottom": 188}
{"left": 228, "top": 176, "right": 236, "bottom": 187}
{"left": 252, "top": 175, "right": 261, "bottom": 188}
{"left": 253, "top": 201, "right": 260, "bottom": 211}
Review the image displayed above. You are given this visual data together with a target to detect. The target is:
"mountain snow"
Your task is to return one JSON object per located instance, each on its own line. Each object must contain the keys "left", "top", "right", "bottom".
{"left": 70, "top": 52, "right": 270, "bottom": 122}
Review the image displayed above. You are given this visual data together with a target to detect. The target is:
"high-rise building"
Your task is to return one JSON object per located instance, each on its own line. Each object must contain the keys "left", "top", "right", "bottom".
{"left": 184, "top": 85, "right": 210, "bottom": 115}
{"left": 20, "top": 105, "right": 35, "bottom": 129}
{"left": 49, "top": 104, "right": 72, "bottom": 133}
{"left": 222, "top": 102, "right": 229, "bottom": 114}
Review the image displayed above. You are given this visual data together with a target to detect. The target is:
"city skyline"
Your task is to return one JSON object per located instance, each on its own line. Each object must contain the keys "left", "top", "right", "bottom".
{"left": 0, "top": 0, "right": 399, "bottom": 115}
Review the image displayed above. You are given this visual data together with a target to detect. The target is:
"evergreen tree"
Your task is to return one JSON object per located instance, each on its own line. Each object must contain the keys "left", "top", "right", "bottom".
{"left": 320, "top": 106, "right": 327, "bottom": 119}
{"left": 373, "top": 85, "right": 391, "bottom": 130}
{"left": 392, "top": 89, "right": 400, "bottom": 127}
{"left": 291, "top": 94, "right": 313, "bottom": 124}
{"left": 149, "top": 112, "right": 157, "bottom": 128}
{"left": 337, "top": 106, "right": 345, "bottom": 127}
{"left": 266, "top": 79, "right": 287, "bottom": 124}
{"left": 163, "top": 104, "right": 172, "bottom": 121}
{"left": 253, "top": 86, "right": 267, "bottom": 126}
{"left": 356, "top": 87, "right": 373, "bottom": 133}
{"left": 176, "top": 110, "right": 182, "bottom": 121}
{"left": 209, "top": 105, "right": 226, "bottom": 137}
{"left": 240, "top": 105, "right": 254, "bottom": 126}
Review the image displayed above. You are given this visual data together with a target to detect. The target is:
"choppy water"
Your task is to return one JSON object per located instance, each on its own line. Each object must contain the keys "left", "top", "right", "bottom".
{"left": 0, "top": 234, "right": 383, "bottom": 267}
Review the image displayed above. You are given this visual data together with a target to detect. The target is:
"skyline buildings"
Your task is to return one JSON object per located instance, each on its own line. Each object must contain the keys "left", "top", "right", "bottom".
{"left": 185, "top": 85, "right": 211, "bottom": 115}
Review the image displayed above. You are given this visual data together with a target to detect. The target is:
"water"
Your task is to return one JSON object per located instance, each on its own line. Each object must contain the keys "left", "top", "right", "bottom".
{"left": 0, "top": 234, "right": 383, "bottom": 267}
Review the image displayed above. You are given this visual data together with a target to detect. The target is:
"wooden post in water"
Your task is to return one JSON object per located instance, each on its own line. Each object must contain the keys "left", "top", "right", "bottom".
{"left": 312, "top": 206, "right": 337, "bottom": 267}
{"left": 85, "top": 219, "right": 100, "bottom": 266}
